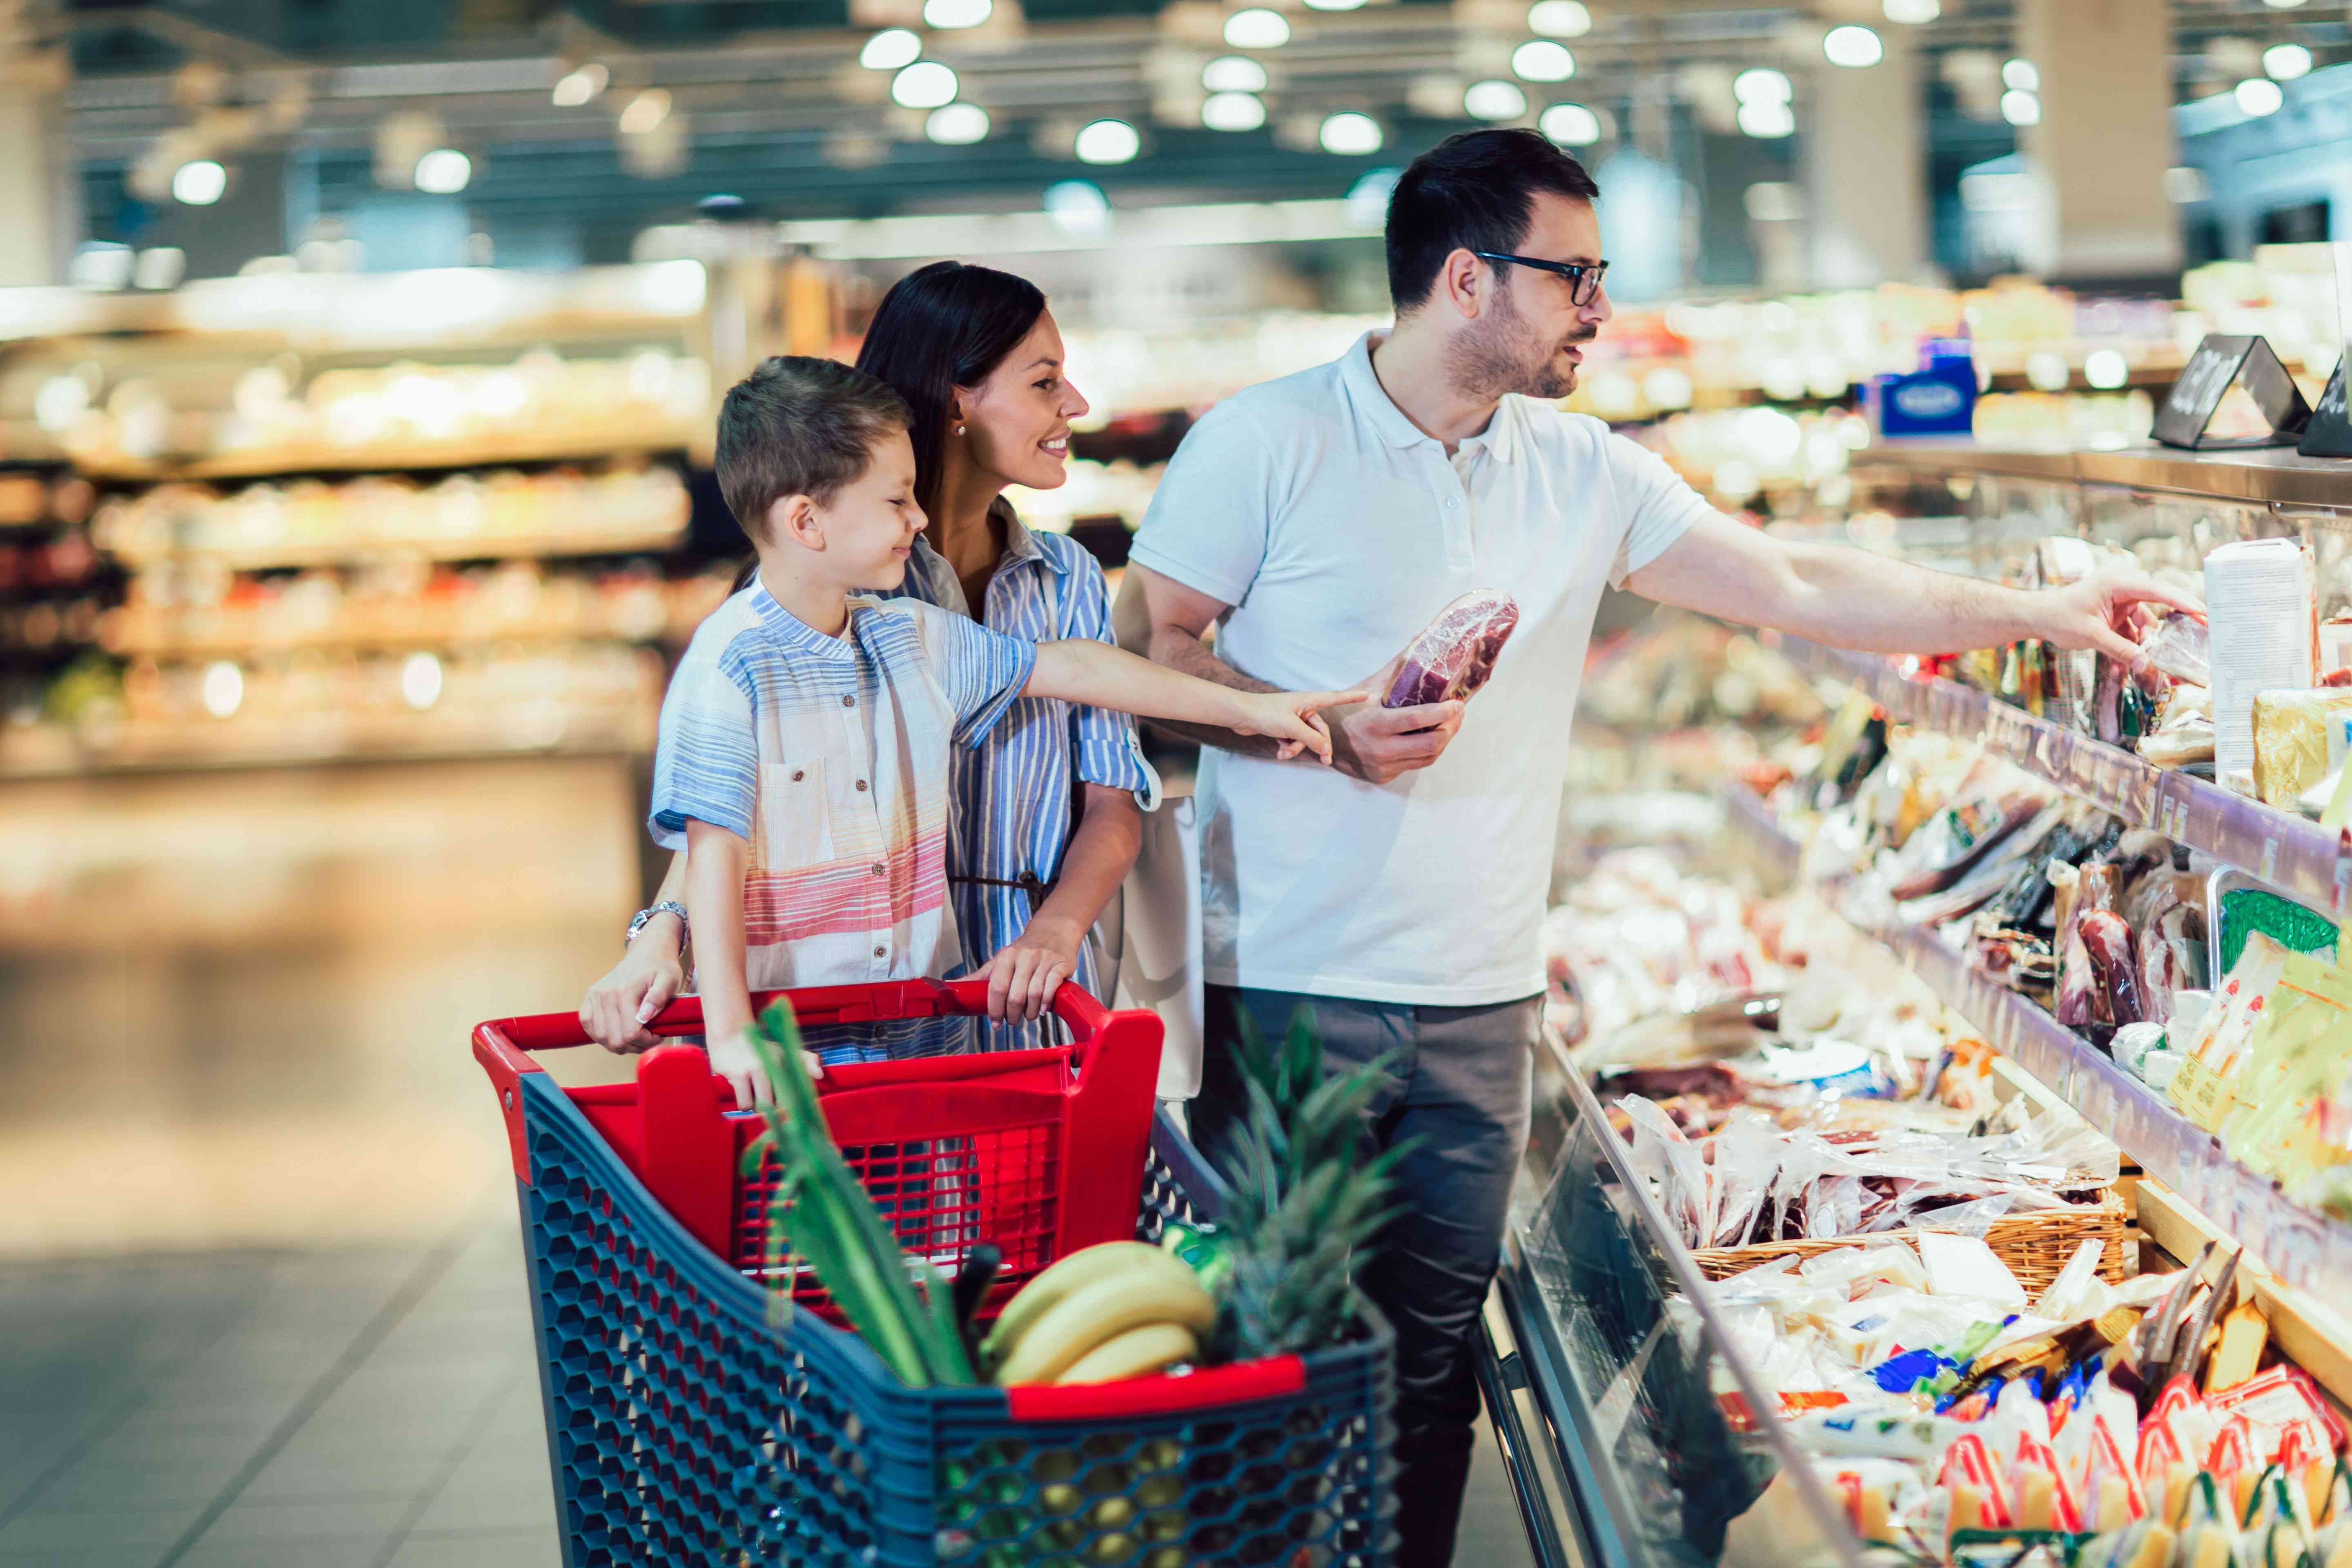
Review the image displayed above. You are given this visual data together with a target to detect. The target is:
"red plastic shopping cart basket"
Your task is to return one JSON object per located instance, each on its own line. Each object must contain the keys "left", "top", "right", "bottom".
{"left": 474, "top": 976, "right": 1395, "bottom": 1568}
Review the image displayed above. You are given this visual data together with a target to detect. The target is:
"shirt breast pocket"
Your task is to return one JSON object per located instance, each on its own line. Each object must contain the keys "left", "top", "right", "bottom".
{"left": 757, "top": 760, "right": 836, "bottom": 871}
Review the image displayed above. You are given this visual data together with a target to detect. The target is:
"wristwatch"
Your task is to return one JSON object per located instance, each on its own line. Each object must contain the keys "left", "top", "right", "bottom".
{"left": 625, "top": 901, "right": 689, "bottom": 950}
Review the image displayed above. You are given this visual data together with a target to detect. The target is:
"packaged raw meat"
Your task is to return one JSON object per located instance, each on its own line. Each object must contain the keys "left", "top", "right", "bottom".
{"left": 1383, "top": 589, "right": 1520, "bottom": 707}
{"left": 2077, "top": 910, "right": 2144, "bottom": 1025}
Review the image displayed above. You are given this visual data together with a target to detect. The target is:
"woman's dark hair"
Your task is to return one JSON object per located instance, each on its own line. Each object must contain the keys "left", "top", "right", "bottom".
{"left": 854, "top": 260, "right": 1049, "bottom": 520}
{"left": 1385, "top": 128, "right": 1600, "bottom": 312}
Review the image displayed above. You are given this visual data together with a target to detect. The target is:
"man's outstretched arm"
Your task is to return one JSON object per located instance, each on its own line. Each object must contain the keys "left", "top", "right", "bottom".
{"left": 1624, "top": 512, "right": 2203, "bottom": 662}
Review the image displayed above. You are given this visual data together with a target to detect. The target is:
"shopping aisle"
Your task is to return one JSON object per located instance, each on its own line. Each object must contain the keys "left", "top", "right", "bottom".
{"left": 1, "top": 1208, "right": 1541, "bottom": 1568}
{"left": 0, "top": 1211, "right": 557, "bottom": 1568}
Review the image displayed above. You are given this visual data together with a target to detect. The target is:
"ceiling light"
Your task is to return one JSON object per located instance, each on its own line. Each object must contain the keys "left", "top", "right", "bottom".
{"left": 1043, "top": 179, "right": 1109, "bottom": 234}
{"left": 1203, "top": 55, "right": 1269, "bottom": 92}
{"left": 2083, "top": 350, "right": 2129, "bottom": 391}
{"left": 923, "top": 0, "right": 992, "bottom": 26}
{"left": 619, "top": 89, "right": 672, "bottom": 134}
{"left": 1512, "top": 41, "right": 1575, "bottom": 82}
{"left": 2264, "top": 43, "right": 2313, "bottom": 80}
{"left": 861, "top": 29, "right": 922, "bottom": 70}
{"left": 2235, "top": 76, "right": 2284, "bottom": 115}
{"left": 1074, "top": 118, "right": 1141, "bottom": 164}
{"left": 1882, "top": 0, "right": 1937, "bottom": 19}
{"left": 414, "top": 148, "right": 471, "bottom": 194}
{"left": 1526, "top": 0, "right": 1590, "bottom": 38}
{"left": 1201, "top": 91, "right": 1267, "bottom": 130}
{"left": 1736, "top": 99, "right": 1794, "bottom": 136}
{"left": 2000, "top": 89, "right": 2040, "bottom": 125}
{"left": 1319, "top": 111, "right": 1383, "bottom": 154}
{"left": 1539, "top": 101, "right": 1602, "bottom": 145}
{"left": 1303, "top": 0, "right": 1365, "bottom": 11}
{"left": 2263, "top": 0, "right": 2309, "bottom": 8}
{"left": 552, "top": 63, "right": 608, "bottom": 105}
{"left": 171, "top": 159, "right": 226, "bottom": 205}
{"left": 2001, "top": 58, "right": 2038, "bottom": 91}
{"left": 892, "top": 61, "right": 959, "bottom": 109}
{"left": 926, "top": 102, "right": 991, "bottom": 144}
{"left": 1223, "top": 9, "right": 1290, "bottom": 48}
{"left": 1823, "top": 25, "right": 1883, "bottom": 67}
{"left": 1465, "top": 78, "right": 1528, "bottom": 118}
{"left": 1733, "top": 67, "right": 1791, "bottom": 102}
{"left": 1346, "top": 167, "right": 1401, "bottom": 224}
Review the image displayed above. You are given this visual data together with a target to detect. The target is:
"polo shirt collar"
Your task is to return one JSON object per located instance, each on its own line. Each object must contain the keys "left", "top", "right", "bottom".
{"left": 1339, "top": 330, "right": 1521, "bottom": 463}
{"left": 749, "top": 579, "right": 859, "bottom": 664}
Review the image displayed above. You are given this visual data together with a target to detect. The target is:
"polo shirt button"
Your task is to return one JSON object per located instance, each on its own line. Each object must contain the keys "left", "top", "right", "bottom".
{"left": 855, "top": 780, "right": 869, "bottom": 791}
{"left": 791, "top": 769, "right": 804, "bottom": 782}
{"left": 871, "top": 861, "right": 886, "bottom": 876}
{"left": 841, "top": 695, "right": 855, "bottom": 708}
{"left": 873, "top": 946, "right": 886, "bottom": 958}
{"left": 1446, "top": 498, "right": 1459, "bottom": 509}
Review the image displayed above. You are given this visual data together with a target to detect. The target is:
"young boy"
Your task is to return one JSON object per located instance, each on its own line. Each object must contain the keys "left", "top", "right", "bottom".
{"left": 652, "top": 356, "right": 1357, "bottom": 1107}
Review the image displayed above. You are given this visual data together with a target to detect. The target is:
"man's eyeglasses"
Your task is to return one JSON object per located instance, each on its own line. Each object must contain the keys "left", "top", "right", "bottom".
{"left": 1472, "top": 251, "right": 1609, "bottom": 307}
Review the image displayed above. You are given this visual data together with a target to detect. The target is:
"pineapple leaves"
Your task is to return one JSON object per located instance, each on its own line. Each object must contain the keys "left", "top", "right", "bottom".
{"left": 1209, "top": 1007, "right": 1418, "bottom": 1361}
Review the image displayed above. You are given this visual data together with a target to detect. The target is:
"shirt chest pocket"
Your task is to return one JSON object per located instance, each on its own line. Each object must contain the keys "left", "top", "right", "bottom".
{"left": 757, "top": 760, "right": 836, "bottom": 871}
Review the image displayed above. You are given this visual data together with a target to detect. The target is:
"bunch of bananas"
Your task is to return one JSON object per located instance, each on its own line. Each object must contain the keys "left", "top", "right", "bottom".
{"left": 981, "top": 1243, "right": 1214, "bottom": 1386}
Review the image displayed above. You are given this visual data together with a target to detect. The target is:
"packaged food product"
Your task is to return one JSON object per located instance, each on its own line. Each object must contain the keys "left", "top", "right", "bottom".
{"left": 2250, "top": 688, "right": 2352, "bottom": 807}
{"left": 1383, "top": 589, "right": 1519, "bottom": 707}
{"left": 2204, "top": 539, "right": 2316, "bottom": 791}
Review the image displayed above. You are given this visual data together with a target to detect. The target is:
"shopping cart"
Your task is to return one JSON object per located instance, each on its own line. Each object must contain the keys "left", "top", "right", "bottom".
{"left": 474, "top": 976, "right": 1395, "bottom": 1568}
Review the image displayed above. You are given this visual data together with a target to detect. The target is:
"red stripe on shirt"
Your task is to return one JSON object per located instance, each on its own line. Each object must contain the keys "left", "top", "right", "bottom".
{"left": 743, "top": 830, "right": 948, "bottom": 943}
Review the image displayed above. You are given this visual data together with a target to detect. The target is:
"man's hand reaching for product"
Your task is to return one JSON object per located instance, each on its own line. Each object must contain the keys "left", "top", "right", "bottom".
{"left": 1323, "top": 655, "right": 1467, "bottom": 785}
{"left": 2034, "top": 566, "right": 2206, "bottom": 667}
{"left": 706, "top": 1025, "right": 824, "bottom": 1111}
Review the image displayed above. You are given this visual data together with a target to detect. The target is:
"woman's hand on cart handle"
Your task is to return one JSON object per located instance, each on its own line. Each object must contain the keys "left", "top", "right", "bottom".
{"left": 708, "top": 1025, "right": 824, "bottom": 1111}
{"left": 978, "top": 915, "right": 1083, "bottom": 1023}
{"left": 581, "top": 926, "right": 686, "bottom": 1054}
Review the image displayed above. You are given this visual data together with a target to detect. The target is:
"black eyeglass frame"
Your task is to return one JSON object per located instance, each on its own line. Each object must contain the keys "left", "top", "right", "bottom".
{"left": 1471, "top": 251, "right": 1610, "bottom": 306}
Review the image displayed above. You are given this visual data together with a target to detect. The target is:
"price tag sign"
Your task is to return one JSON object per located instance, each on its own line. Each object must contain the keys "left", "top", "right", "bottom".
{"left": 2154, "top": 334, "right": 2312, "bottom": 450}
{"left": 2298, "top": 359, "right": 2352, "bottom": 460}
{"left": 2171, "top": 1053, "right": 2236, "bottom": 1132}
{"left": 2261, "top": 836, "right": 2281, "bottom": 885}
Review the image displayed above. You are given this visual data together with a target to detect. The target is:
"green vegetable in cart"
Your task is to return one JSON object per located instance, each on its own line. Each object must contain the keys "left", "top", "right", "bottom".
{"left": 1206, "top": 1009, "right": 1409, "bottom": 1361}
{"left": 737, "top": 1002, "right": 976, "bottom": 1387}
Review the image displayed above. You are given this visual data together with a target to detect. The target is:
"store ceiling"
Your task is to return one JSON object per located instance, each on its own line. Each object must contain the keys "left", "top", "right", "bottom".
{"left": 43, "top": 0, "right": 2352, "bottom": 249}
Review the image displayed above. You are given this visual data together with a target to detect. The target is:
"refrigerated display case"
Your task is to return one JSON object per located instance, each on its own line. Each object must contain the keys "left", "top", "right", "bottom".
{"left": 1477, "top": 437, "right": 2352, "bottom": 1567}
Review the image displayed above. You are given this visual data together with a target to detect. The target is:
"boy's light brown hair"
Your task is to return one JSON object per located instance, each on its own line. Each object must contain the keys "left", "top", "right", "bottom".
{"left": 714, "top": 356, "right": 913, "bottom": 540}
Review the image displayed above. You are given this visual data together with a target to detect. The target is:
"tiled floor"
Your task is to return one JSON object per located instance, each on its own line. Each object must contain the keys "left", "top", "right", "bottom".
{"left": 2, "top": 1209, "right": 1538, "bottom": 1568}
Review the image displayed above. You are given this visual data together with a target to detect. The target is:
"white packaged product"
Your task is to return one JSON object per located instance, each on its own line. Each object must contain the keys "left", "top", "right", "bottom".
{"left": 2203, "top": 539, "right": 2315, "bottom": 791}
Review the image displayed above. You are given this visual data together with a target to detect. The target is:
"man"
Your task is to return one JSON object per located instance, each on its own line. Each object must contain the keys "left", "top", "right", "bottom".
{"left": 1125, "top": 129, "right": 2192, "bottom": 1565}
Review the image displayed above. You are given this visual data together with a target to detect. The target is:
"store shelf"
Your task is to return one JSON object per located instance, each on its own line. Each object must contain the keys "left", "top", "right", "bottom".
{"left": 1851, "top": 440, "right": 2352, "bottom": 511}
{"left": 102, "top": 524, "right": 688, "bottom": 572}
{"left": 1766, "top": 633, "right": 2352, "bottom": 918}
{"left": 76, "top": 432, "right": 701, "bottom": 484}
{"left": 1723, "top": 784, "right": 2352, "bottom": 1295}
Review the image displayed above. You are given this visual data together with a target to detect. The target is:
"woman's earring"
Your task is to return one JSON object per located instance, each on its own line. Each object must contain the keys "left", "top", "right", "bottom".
{"left": 954, "top": 423, "right": 965, "bottom": 436}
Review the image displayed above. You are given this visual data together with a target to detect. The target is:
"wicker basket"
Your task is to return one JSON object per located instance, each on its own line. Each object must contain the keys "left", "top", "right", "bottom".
{"left": 1688, "top": 1187, "right": 2129, "bottom": 1297}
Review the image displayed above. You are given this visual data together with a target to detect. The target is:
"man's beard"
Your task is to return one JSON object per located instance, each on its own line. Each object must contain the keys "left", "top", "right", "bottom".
{"left": 1447, "top": 284, "right": 1594, "bottom": 401}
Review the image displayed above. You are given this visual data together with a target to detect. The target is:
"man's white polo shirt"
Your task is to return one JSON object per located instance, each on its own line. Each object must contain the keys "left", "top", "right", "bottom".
{"left": 1129, "top": 330, "right": 1714, "bottom": 1007}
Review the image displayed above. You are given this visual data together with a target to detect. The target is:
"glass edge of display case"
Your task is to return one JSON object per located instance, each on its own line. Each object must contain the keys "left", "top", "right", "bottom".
{"left": 1852, "top": 442, "right": 2352, "bottom": 514}
{"left": 1719, "top": 781, "right": 2352, "bottom": 1295}
{"left": 1502, "top": 1021, "right": 1871, "bottom": 1568}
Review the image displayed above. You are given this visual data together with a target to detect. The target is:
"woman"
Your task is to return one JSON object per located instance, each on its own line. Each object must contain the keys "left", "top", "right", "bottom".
{"left": 581, "top": 261, "right": 1154, "bottom": 1049}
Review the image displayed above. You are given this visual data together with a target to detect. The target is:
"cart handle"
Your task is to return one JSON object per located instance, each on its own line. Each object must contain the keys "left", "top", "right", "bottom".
{"left": 472, "top": 978, "right": 1133, "bottom": 1181}
{"left": 1003, "top": 1356, "right": 1307, "bottom": 1421}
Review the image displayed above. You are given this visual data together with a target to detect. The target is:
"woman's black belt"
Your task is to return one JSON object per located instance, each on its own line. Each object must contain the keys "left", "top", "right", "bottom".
{"left": 947, "top": 871, "right": 1053, "bottom": 896}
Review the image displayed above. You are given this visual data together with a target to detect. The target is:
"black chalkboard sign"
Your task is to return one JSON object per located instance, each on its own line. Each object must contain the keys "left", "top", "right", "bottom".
{"left": 2300, "top": 360, "right": 2352, "bottom": 459}
{"left": 2152, "top": 333, "right": 2312, "bottom": 450}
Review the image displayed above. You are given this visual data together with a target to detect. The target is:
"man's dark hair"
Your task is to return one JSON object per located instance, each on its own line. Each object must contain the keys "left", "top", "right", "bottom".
{"left": 714, "top": 355, "right": 912, "bottom": 538}
{"left": 1385, "top": 128, "right": 1601, "bottom": 311}
{"left": 855, "top": 260, "right": 1049, "bottom": 523}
